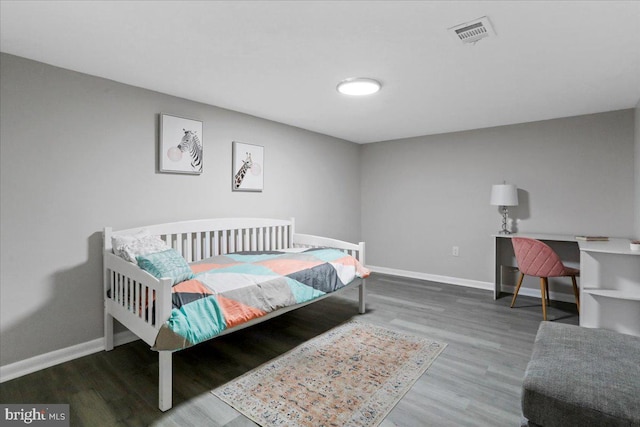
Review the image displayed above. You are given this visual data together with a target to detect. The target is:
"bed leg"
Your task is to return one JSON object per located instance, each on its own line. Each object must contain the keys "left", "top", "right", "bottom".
{"left": 104, "top": 311, "right": 114, "bottom": 351}
{"left": 358, "top": 279, "right": 366, "bottom": 314}
{"left": 159, "top": 351, "right": 172, "bottom": 412}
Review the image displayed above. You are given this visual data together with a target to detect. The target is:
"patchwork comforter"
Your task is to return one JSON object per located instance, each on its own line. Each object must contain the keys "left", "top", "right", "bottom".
{"left": 153, "top": 248, "right": 370, "bottom": 351}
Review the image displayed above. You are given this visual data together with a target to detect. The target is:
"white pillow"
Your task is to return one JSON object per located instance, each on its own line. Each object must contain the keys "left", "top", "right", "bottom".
{"left": 112, "top": 229, "right": 147, "bottom": 257}
{"left": 112, "top": 230, "right": 170, "bottom": 263}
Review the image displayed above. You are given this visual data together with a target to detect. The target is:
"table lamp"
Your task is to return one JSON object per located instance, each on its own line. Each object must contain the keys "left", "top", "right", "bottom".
{"left": 490, "top": 183, "right": 519, "bottom": 234}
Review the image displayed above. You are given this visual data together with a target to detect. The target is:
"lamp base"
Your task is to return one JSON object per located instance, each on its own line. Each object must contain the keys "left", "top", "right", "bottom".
{"left": 499, "top": 206, "right": 512, "bottom": 235}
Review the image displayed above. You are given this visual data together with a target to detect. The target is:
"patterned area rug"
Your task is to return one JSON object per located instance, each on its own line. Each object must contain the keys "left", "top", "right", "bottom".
{"left": 212, "top": 321, "right": 446, "bottom": 427}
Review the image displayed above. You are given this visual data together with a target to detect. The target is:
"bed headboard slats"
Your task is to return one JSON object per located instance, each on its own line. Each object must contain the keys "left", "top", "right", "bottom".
{"left": 107, "top": 218, "right": 295, "bottom": 263}
{"left": 105, "top": 218, "right": 364, "bottom": 266}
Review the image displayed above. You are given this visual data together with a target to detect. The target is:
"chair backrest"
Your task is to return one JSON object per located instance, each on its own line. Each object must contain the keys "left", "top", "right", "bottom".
{"left": 511, "top": 237, "right": 566, "bottom": 277}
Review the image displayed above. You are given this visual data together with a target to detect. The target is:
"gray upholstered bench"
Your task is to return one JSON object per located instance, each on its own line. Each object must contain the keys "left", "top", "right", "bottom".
{"left": 521, "top": 322, "right": 640, "bottom": 427}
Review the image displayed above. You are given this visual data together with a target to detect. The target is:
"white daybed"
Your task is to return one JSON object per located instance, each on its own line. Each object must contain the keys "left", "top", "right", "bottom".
{"left": 103, "top": 217, "right": 366, "bottom": 411}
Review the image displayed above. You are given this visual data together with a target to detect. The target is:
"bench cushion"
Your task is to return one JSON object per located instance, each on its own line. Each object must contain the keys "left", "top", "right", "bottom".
{"left": 522, "top": 322, "right": 640, "bottom": 427}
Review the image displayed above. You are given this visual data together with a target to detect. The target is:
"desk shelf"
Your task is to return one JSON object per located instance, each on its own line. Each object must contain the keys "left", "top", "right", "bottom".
{"left": 579, "top": 242, "right": 640, "bottom": 337}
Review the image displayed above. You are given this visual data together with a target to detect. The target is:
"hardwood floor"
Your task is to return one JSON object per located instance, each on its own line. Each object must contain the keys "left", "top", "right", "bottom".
{"left": 0, "top": 273, "right": 579, "bottom": 426}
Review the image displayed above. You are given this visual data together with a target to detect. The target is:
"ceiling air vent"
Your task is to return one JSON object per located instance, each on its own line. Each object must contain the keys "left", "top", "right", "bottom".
{"left": 449, "top": 16, "right": 494, "bottom": 44}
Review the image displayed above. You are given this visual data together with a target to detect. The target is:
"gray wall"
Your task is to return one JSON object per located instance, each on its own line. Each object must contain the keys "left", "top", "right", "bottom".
{"left": 635, "top": 99, "right": 640, "bottom": 239}
{"left": 0, "top": 53, "right": 361, "bottom": 366}
{"left": 361, "top": 110, "right": 636, "bottom": 290}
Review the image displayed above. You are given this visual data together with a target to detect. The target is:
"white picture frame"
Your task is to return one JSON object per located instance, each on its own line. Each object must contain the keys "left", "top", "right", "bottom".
{"left": 232, "top": 141, "right": 264, "bottom": 192}
{"left": 159, "top": 114, "right": 203, "bottom": 174}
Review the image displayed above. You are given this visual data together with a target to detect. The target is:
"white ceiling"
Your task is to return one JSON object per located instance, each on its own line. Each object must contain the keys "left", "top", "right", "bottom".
{"left": 1, "top": 1, "right": 639, "bottom": 144}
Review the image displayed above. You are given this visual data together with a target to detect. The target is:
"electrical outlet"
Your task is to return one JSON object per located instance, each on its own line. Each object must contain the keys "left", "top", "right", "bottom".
{"left": 452, "top": 246, "right": 459, "bottom": 257}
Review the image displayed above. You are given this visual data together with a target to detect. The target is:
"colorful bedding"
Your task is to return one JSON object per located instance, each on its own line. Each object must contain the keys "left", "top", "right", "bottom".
{"left": 153, "top": 248, "right": 370, "bottom": 351}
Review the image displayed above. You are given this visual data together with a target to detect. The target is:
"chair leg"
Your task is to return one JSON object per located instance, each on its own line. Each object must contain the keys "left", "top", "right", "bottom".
{"left": 511, "top": 273, "right": 525, "bottom": 308}
{"left": 545, "top": 281, "right": 550, "bottom": 306}
{"left": 571, "top": 275, "right": 580, "bottom": 313}
{"left": 540, "top": 277, "right": 548, "bottom": 321}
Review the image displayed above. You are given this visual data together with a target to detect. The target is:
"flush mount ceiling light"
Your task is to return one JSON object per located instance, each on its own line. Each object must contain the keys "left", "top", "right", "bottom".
{"left": 336, "top": 78, "right": 381, "bottom": 96}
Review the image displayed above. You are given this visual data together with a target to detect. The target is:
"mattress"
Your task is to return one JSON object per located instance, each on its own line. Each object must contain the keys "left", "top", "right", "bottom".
{"left": 153, "top": 248, "right": 369, "bottom": 350}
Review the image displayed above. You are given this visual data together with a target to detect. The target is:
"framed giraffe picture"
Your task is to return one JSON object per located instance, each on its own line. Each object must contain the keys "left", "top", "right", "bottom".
{"left": 232, "top": 141, "right": 264, "bottom": 192}
{"left": 159, "top": 114, "right": 203, "bottom": 174}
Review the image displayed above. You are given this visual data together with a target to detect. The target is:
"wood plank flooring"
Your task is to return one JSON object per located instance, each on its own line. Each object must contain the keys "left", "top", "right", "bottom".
{"left": 0, "top": 273, "right": 579, "bottom": 426}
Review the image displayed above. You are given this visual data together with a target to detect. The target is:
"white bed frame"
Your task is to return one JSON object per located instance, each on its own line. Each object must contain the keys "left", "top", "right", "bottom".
{"left": 103, "top": 217, "right": 366, "bottom": 411}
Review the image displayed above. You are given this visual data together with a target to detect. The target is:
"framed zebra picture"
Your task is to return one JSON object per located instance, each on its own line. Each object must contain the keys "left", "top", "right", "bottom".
{"left": 159, "top": 114, "right": 203, "bottom": 174}
{"left": 232, "top": 141, "right": 264, "bottom": 192}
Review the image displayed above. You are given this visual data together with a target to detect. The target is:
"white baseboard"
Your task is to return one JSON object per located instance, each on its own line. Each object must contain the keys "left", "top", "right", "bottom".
{"left": 368, "top": 265, "right": 493, "bottom": 291}
{"left": 368, "top": 265, "right": 577, "bottom": 303}
{"left": 0, "top": 330, "right": 139, "bottom": 383}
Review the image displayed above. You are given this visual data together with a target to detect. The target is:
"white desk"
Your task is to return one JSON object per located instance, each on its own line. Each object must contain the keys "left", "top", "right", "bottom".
{"left": 493, "top": 233, "right": 578, "bottom": 300}
{"left": 494, "top": 233, "right": 640, "bottom": 337}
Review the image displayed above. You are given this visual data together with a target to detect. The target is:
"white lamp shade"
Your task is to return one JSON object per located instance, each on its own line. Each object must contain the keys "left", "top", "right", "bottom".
{"left": 490, "top": 184, "right": 519, "bottom": 206}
